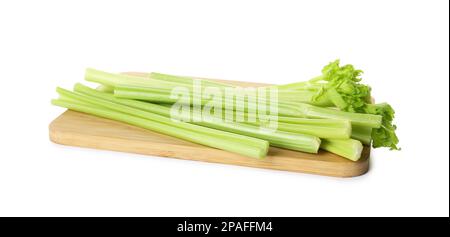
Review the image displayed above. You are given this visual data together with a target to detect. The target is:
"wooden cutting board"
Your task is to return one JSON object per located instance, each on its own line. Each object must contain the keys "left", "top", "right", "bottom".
{"left": 49, "top": 73, "right": 370, "bottom": 177}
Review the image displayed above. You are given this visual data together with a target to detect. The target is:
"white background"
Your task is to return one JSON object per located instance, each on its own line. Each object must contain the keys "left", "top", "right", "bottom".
{"left": 0, "top": 0, "right": 448, "bottom": 217}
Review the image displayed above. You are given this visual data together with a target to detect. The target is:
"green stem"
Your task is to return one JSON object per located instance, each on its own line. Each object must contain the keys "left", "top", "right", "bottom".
{"left": 156, "top": 103, "right": 351, "bottom": 139}
{"left": 114, "top": 85, "right": 382, "bottom": 128}
{"left": 273, "top": 120, "right": 351, "bottom": 139}
{"left": 74, "top": 84, "right": 322, "bottom": 154}
{"left": 351, "top": 125, "right": 372, "bottom": 145}
{"left": 54, "top": 89, "right": 269, "bottom": 158}
{"left": 294, "top": 103, "right": 382, "bottom": 128}
{"left": 320, "top": 139, "right": 364, "bottom": 161}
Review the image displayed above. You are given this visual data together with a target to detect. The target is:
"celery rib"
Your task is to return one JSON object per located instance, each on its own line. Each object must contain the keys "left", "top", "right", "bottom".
{"left": 78, "top": 65, "right": 400, "bottom": 160}
{"left": 113, "top": 85, "right": 382, "bottom": 129}
{"left": 351, "top": 125, "right": 372, "bottom": 145}
{"left": 61, "top": 87, "right": 268, "bottom": 152}
{"left": 293, "top": 103, "right": 382, "bottom": 128}
{"left": 53, "top": 90, "right": 269, "bottom": 158}
{"left": 74, "top": 84, "right": 321, "bottom": 153}
{"left": 320, "top": 139, "right": 364, "bottom": 161}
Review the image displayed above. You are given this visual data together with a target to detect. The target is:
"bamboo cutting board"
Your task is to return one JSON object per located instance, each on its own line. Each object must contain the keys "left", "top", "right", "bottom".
{"left": 49, "top": 73, "right": 370, "bottom": 177}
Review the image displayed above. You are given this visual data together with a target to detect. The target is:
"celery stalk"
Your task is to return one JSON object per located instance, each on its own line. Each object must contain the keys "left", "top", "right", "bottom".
{"left": 85, "top": 68, "right": 186, "bottom": 89}
{"left": 53, "top": 90, "right": 269, "bottom": 159}
{"left": 156, "top": 103, "right": 352, "bottom": 139}
{"left": 84, "top": 68, "right": 382, "bottom": 129}
{"left": 74, "top": 83, "right": 322, "bottom": 153}
{"left": 58, "top": 87, "right": 269, "bottom": 152}
{"left": 150, "top": 72, "right": 229, "bottom": 88}
{"left": 192, "top": 121, "right": 321, "bottom": 153}
{"left": 85, "top": 66, "right": 398, "bottom": 150}
{"left": 351, "top": 125, "right": 372, "bottom": 145}
{"left": 320, "top": 139, "right": 364, "bottom": 161}
{"left": 96, "top": 85, "right": 115, "bottom": 93}
{"left": 114, "top": 89, "right": 179, "bottom": 103}
{"left": 148, "top": 62, "right": 399, "bottom": 150}
{"left": 273, "top": 121, "right": 351, "bottom": 139}
{"left": 113, "top": 85, "right": 382, "bottom": 128}
{"left": 155, "top": 103, "right": 351, "bottom": 139}
{"left": 293, "top": 103, "right": 382, "bottom": 128}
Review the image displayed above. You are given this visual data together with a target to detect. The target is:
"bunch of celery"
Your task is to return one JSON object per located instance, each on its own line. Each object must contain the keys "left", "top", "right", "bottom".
{"left": 122, "top": 60, "right": 399, "bottom": 150}
{"left": 52, "top": 60, "right": 399, "bottom": 161}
